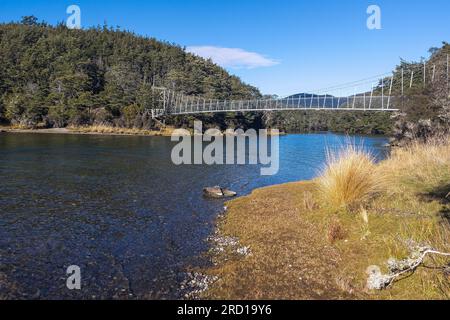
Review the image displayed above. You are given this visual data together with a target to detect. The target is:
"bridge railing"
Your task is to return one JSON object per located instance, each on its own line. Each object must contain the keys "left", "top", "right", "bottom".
{"left": 170, "top": 95, "right": 399, "bottom": 115}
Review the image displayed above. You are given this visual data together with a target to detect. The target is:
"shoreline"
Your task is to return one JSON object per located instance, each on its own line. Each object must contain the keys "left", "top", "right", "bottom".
{"left": 0, "top": 126, "right": 288, "bottom": 137}
{"left": 1, "top": 126, "right": 387, "bottom": 139}
{"left": 0, "top": 127, "right": 175, "bottom": 137}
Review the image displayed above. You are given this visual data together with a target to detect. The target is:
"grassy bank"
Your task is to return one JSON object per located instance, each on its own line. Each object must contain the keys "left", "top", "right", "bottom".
{"left": 0, "top": 124, "right": 178, "bottom": 136}
{"left": 201, "top": 138, "right": 450, "bottom": 299}
{"left": 68, "top": 125, "right": 177, "bottom": 136}
{"left": 1, "top": 124, "right": 287, "bottom": 137}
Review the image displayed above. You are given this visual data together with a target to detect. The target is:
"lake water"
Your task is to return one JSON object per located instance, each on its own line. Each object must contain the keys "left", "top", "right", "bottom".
{"left": 0, "top": 132, "right": 389, "bottom": 299}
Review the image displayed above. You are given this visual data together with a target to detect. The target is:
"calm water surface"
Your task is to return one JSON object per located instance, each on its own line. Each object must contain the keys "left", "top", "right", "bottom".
{"left": 0, "top": 132, "right": 389, "bottom": 299}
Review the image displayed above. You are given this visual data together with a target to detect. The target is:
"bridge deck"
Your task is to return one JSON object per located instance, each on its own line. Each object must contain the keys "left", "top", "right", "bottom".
{"left": 151, "top": 92, "right": 401, "bottom": 118}
{"left": 172, "top": 107, "right": 397, "bottom": 115}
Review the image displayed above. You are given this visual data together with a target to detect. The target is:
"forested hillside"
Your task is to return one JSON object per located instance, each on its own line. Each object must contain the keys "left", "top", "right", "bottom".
{"left": 0, "top": 18, "right": 447, "bottom": 137}
{"left": 264, "top": 43, "right": 449, "bottom": 137}
{"left": 0, "top": 17, "right": 261, "bottom": 129}
{"left": 262, "top": 110, "right": 392, "bottom": 135}
{"left": 388, "top": 43, "right": 450, "bottom": 143}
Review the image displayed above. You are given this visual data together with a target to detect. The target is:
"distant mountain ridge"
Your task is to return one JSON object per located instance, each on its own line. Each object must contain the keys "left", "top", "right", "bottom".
{"left": 286, "top": 93, "right": 344, "bottom": 108}
{"left": 288, "top": 93, "right": 332, "bottom": 98}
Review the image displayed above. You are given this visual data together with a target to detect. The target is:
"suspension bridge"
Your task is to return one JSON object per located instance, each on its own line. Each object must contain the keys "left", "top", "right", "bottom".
{"left": 150, "top": 54, "right": 449, "bottom": 119}
{"left": 150, "top": 89, "right": 400, "bottom": 118}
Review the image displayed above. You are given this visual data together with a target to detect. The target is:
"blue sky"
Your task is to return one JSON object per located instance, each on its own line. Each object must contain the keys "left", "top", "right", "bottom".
{"left": 0, "top": 0, "right": 448, "bottom": 96}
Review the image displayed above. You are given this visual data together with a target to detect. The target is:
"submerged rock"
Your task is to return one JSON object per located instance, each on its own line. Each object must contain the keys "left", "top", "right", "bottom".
{"left": 203, "top": 186, "right": 237, "bottom": 199}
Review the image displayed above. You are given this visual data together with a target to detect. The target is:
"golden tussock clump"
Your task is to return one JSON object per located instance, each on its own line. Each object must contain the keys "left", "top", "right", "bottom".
{"left": 317, "top": 144, "right": 386, "bottom": 210}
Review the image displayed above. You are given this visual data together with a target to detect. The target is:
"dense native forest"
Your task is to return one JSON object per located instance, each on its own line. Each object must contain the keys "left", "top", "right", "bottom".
{"left": 0, "top": 17, "right": 448, "bottom": 138}
{"left": 387, "top": 43, "right": 450, "bottom": 142}
{"left": 0, "top": 17, "right": 261, "bottom": 129}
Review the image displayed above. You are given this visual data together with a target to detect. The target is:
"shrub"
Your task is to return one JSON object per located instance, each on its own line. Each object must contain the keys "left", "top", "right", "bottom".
{"left": 327, "top": 220, "right": 347, "bottom": 243}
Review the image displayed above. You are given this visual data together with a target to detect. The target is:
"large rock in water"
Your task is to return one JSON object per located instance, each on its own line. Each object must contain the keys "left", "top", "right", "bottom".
{"left": 203, "top": 186, "right": 237, "bottom": 199}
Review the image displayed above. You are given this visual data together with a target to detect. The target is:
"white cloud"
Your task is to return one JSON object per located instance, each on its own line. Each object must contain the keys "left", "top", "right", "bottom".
{"left": 186, "top": 46, "right": 279, "bottom": 69}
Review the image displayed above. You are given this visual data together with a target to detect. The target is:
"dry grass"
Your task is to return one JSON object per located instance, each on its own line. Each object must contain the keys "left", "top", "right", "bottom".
{"left": 203, "top": 182, "right": 354, "bottom": 300}
{"left": 317, "top": 145, "right": 386, "bottom": 210}
{"left": 203, "top": 184, "right": 450, "bottom": 300}
{"left": 0, "top": 124, "right": 29, "bottom": 130}
{"left": 2, "top": 124, "right": 180, "bottom": 136}
{"left": 380, "top": 136, "right": 450, "bottom": 193}
{"left": 68, "top": 124, "right": 177, "bottom": 136}
{"left": 202, "top": 137, "right": 450, "bottom": 300}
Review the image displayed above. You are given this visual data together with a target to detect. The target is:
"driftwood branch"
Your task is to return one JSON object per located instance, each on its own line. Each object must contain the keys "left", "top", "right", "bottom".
{"left": 367, "top": 248, "right": 450, "bottom": 290}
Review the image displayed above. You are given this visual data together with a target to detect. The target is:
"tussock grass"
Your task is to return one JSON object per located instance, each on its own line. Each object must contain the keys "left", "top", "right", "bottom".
{"left": 380, "top": 136, "right": 450, "bottom": 193}
{"left": 317, "top": 145, "right": 386, "bottom": 210}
